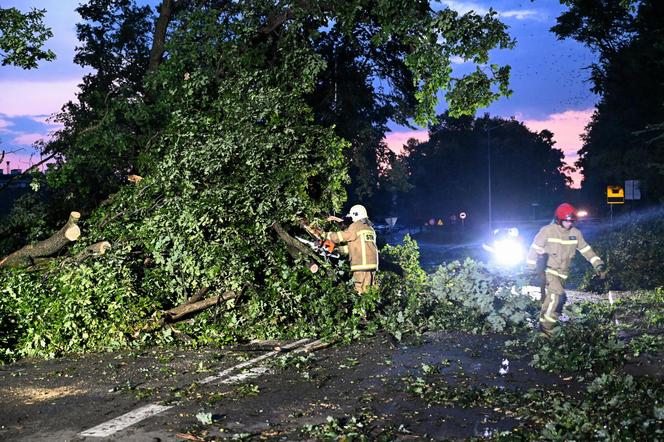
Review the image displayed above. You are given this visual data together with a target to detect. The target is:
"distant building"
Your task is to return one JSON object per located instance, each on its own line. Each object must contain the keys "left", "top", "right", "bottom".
{"left": 0, "top": 168, "right": 31, "bottom": 216}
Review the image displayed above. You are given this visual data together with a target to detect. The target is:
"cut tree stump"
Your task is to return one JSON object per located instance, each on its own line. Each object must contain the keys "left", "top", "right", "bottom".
{"left": 74, "top": 241, "right": 112, "bottom": 263}
{"left": 0, "top": 212, "right": 81, "bottom": 268}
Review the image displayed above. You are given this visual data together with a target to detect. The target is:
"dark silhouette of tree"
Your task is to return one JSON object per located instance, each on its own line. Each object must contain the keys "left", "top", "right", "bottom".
{"left": 398, "top": 114, "right": 569, "bottom": 225}
{"left": 553, "top": 0, "right": 664, "bottom": 205}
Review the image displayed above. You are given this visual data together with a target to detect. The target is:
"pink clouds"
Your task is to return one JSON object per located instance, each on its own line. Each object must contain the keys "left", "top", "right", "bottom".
{"left": 384, "top": 129, "right": 429, "bottom": 155}
{"left": 383, "top": 109, "right": 593, "bottom": 189}
{"left": 523, "top": 109, "right": 594, "bottom": 188}
{"left": 523, "top": 109, "right": 593, "bottom": 155}
{"left": 11, "top": 132, "right": 48, "bottom": 146}
{"left": 0, "top": 79, "right": 80, "bottom": 117}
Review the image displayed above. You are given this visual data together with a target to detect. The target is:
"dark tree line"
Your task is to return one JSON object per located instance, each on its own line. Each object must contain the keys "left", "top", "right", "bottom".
{"left": 553, "top": 0, "right": 664, "bottom": 207}
{"left": 371, "top": 114, "right": 571, "bottom": 226}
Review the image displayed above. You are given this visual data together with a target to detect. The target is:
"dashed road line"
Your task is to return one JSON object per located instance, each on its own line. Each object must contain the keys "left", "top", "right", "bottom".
{"left": 78, "top": 338, "right": 317, "bottom": 438}
{"left": 79, "top": 404, "right": 174, "bottom": 438}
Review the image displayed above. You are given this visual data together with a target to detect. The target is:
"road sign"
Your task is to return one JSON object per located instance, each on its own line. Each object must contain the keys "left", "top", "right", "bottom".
{"left": 607, "top": 185, "right": 624, "bottom": 205}
{"left": 385, "top": 217, "right": 398, "bottom": 228}
{"left": 625, "top": 180, "right": 641, "bottom": 200}
{"left": 459, "top": 212, "right": 467, "bottom": 220}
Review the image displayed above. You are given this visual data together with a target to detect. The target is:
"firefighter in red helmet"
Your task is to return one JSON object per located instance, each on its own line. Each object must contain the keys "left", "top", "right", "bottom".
{"left": 526, "top": 203, "right": 607, "bottom": 336}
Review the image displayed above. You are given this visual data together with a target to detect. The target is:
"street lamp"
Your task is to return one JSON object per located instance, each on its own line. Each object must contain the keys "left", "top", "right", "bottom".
{"left": 485, "top": 122, "right": 504, "bottom": 230}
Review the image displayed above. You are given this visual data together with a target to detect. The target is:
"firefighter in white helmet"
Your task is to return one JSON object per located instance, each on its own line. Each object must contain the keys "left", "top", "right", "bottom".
{"left": 325, "top": 204, "right": 379, "bottom": 293}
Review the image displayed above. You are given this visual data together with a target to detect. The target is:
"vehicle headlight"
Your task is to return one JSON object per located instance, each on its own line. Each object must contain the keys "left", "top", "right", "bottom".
{"left": 492, "top": 238, "right": 525, "bottom": 267}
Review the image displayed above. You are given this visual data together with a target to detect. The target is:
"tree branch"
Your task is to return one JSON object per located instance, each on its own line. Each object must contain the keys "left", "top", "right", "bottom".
{"left": 271, "top": 221, "right": 333, "bottom": 276}
{"left": 148, "top": 0, "right": 178, "bottom": 72}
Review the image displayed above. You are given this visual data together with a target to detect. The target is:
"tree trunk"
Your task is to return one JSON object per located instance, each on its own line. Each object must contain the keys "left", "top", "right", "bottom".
{"left": 147, "top": 0, "right": 177, "bottom": 73}
{"left": 0, "top": 212, "right": 81, "bottom": 268}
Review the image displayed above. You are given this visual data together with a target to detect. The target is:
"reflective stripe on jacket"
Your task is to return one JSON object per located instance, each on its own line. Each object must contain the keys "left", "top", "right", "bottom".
{"left": 526, "top": 223, "right": 603, "bottom": 279}
{"left": 326, "top": 220, "right": 378, "bottom": 272}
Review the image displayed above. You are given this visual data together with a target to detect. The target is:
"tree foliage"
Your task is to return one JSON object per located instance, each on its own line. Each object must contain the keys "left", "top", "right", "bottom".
{"left": 0, "top": 7, "right": 55, "bottom": 69}
{"left": 1, "top": 0, "right": 518, "bottom": 359}
{"left": 43, "top": 0, "right": 155, "bottom": 216}
{"left": 30, "top": 0, "right": 514, "bottom": 219}
{"left": 571, "top": 208, "right": 664, "bottom": 291}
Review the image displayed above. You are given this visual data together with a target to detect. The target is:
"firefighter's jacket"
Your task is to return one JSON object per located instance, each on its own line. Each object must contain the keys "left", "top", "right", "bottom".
{"left": 326, "top": 220, "right": 378, "bottom": 272}
{"left": 526, "top": 223, "right": 603, "bottom": 280}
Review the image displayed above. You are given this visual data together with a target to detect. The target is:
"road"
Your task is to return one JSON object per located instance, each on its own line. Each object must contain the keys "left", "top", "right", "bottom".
{"left": 1, "top": 330, "right": 570, "bottom": 441}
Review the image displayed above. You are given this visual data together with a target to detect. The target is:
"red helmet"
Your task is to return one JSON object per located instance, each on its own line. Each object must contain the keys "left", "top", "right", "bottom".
{"left": 554, "top": 203, "right": 577, "bottom": 222}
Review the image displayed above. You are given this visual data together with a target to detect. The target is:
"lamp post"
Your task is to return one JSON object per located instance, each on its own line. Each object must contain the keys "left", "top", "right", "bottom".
{"left": 485, "top": 123, "right": 502, "bottom": 231}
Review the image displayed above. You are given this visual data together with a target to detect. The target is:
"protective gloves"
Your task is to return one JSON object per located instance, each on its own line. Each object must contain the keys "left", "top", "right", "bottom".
{"left": 596, "top": 263, "right": 608, "bottom": 280}
{"left": 527, "top": 267, "right": 544, "bottom": 286}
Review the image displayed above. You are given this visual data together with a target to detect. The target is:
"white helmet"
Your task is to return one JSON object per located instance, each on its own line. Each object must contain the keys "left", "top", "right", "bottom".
{"left": 347, "top": 204, "right": 368, "bottom": 222}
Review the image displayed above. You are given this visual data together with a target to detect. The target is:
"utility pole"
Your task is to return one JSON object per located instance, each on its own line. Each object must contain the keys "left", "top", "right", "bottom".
{"left": 485, "top": 122, "right": 504, "bottom": 231}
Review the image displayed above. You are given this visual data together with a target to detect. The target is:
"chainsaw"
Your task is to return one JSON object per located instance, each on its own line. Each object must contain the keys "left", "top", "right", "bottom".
{"left": 295, "top": 236, "right": 340, "bottom": 259}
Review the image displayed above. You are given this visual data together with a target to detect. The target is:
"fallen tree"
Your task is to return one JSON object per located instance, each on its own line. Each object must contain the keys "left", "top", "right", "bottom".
{"left": 271, "top": 221, "right": 334, "bottom": 277}
{"left": 0, "top": 1, "right": 516, "bottom": 362}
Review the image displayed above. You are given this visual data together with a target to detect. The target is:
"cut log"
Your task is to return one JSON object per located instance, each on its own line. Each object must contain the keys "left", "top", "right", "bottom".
{"left": 0, "top": 212, "right": 81, "bottom": 268}
{"left": 74, "top": 241, "right": 112, "bottom": 262}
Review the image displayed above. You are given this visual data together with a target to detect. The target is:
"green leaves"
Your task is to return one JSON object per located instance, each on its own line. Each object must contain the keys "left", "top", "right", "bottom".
{"left": 430, "top": 259, "right": 536, "bottom": 333}
{"left": 0, "top": 7, "right": 55, "bottom": 69}
{"left": 0, "top": 1, "right": 518, "bottom": 362}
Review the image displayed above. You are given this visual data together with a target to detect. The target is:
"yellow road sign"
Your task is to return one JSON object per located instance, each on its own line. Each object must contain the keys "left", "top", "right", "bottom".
{"left": 607, "top": 185, "right": 624, "bottom": 204}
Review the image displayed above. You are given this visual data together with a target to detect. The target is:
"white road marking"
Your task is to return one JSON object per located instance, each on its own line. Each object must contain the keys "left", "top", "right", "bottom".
{"left": 220, "top": 365, "right": 270, "bottom": 384}
{"left": 78, "top": 338, "right": 315, "bottom": 438}
{"left": 199, "top": 337, "right": 311, "bottom": 385}
{"left": 79, "top": 404, "right": 174, "bottom": 437}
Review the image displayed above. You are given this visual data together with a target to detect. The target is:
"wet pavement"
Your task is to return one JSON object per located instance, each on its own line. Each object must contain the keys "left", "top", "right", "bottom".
{"left": 0, "top": 330, "right": 576, "bottom": 441}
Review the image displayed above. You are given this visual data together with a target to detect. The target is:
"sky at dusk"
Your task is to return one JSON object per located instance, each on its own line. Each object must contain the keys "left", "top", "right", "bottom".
{"left": 0, "top": 0, "right": 597, "bottom": 187}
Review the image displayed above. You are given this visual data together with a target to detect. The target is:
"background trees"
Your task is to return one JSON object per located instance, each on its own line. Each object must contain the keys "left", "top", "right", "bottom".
{"left": 553, "top": 0, "right": 664, "bottom": 206}
{"left": 393, "top": 114, "right": 569, "bottom": 226}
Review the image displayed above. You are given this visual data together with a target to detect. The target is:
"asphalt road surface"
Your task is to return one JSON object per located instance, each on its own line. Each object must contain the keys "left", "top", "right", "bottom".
{"left": 1, "top": 329, "right": 576, "bottom": 442}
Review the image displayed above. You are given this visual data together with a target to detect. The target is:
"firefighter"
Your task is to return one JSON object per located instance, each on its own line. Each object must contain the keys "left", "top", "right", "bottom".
{"left": 526, "top": 203, "right": 607, "bottom": 336}
{"left": 325, "top": 205, "right": 379, "bottom": 293}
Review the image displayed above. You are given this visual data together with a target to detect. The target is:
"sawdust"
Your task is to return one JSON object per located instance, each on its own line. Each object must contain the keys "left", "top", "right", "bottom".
{"left": 2, "top": 385, "right": 88, "bottom": 404}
